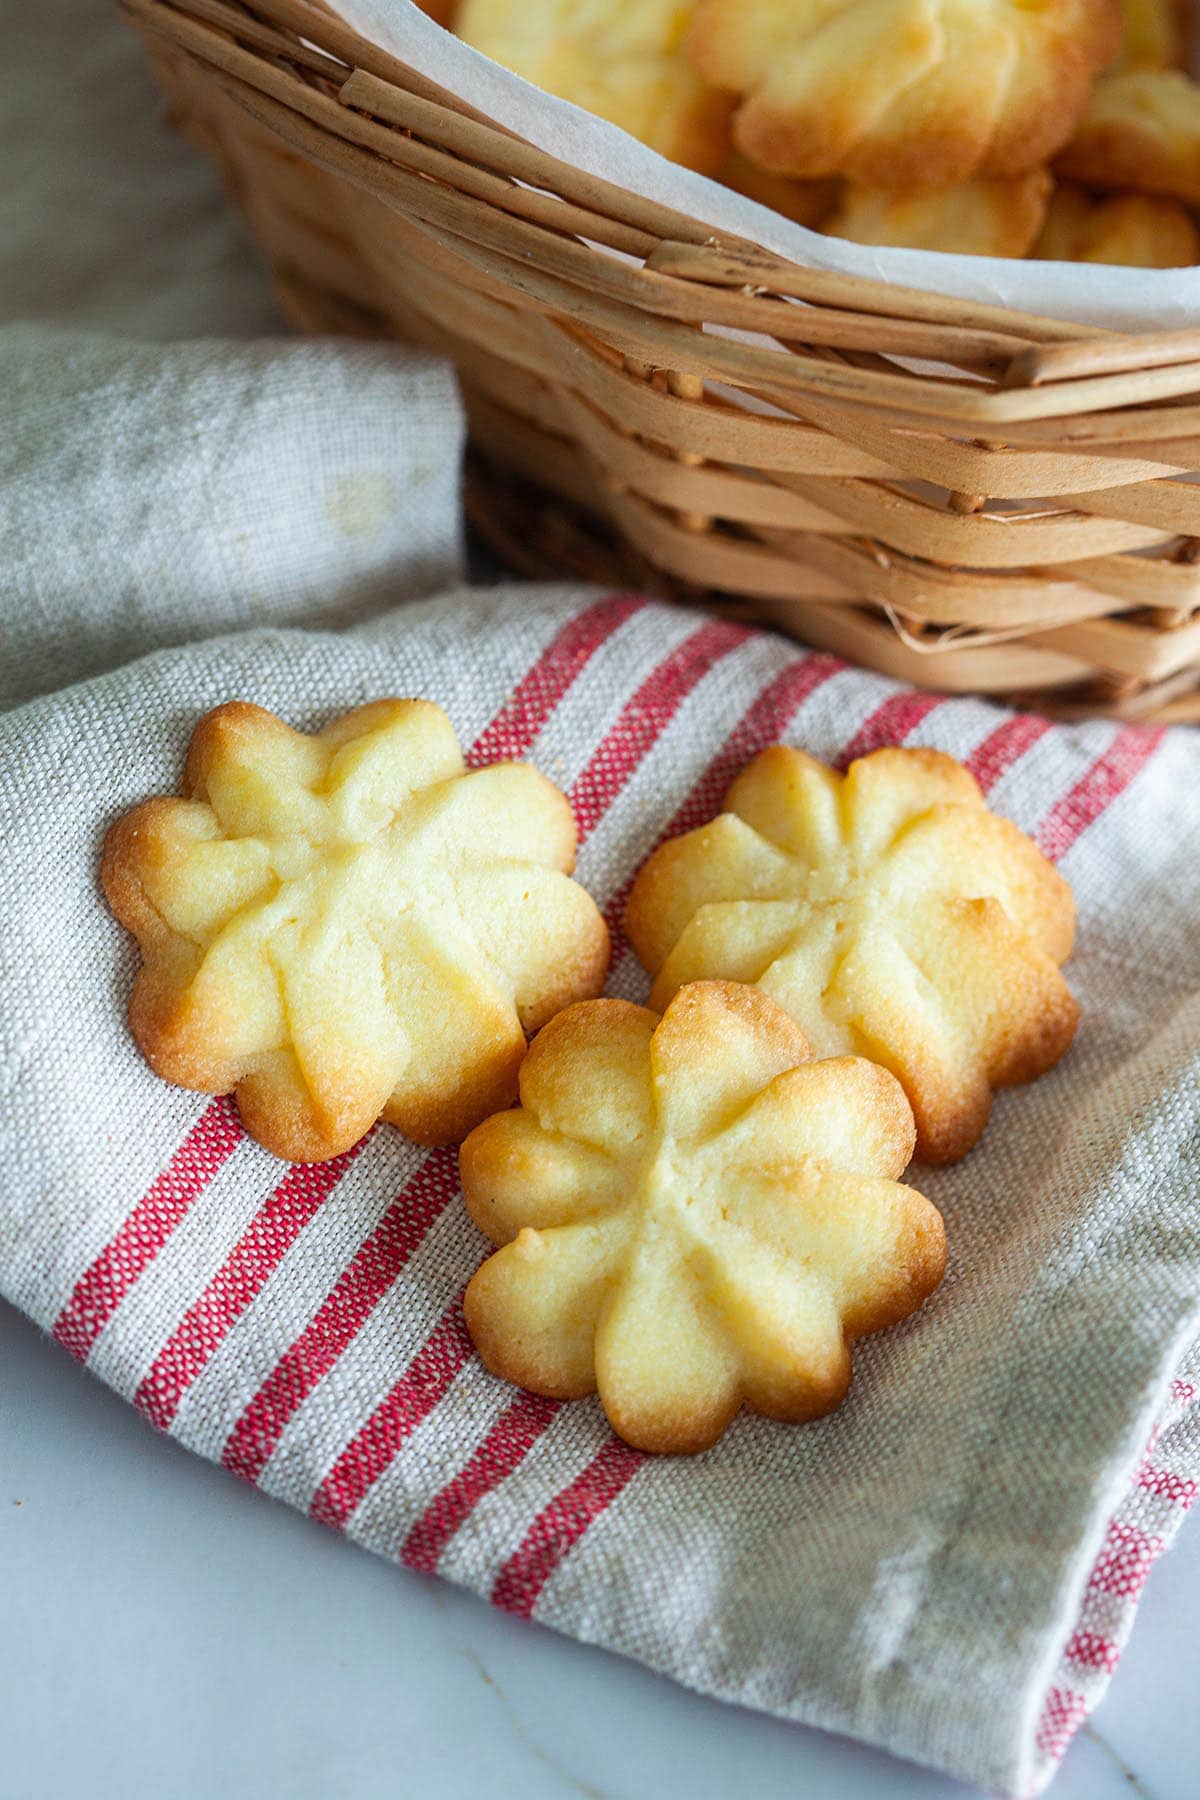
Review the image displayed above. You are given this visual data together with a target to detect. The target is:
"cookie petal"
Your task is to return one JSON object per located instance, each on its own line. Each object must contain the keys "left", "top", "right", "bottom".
{"left": 1056, "top": 70, "right": 1200, "bottom": 208}
{"left": 1034, "top": 182, "right": 1200, "bottom": 267}
{"left": 843, "top": 746, "right": 984, "bottom": 862}
{"left": 519, "top": 999, "right": 658, "bottom": 1153}
{"left": 460, "top": 1109, "right": 625, "bottom": 1246}
{"left": 894, "top": 895, "right": 1080, "bottom": 1092}
{"left": 373, "top": 912, "right": 528, "bottom": 1145}
{"left": 410, "top": 763, "right": 578, "bottom": 872}
{"left": 753, "top": 911, "right": 858, "bottom": 1059}
{"left": 883, "top": 805, "right": 1076, "bottom": 962}
{"left": 728, "top": 0, "right": 944, "bottom": 178}
{"left": 649, "top": 899, "right": 807, "bottom": 1014}
{"left": 104, "top": 797, "right": 275, "bottom": 945}
{"left": 453, "top": 862, "right": 609, "bottom": 1031}
{"left": 710, "top": 1164, "right": 944, "bottom": 1352}
{"left": 650, "top": 981, "right": 810, "bottom": 1143}
{"left": 457, "top": 0, "right": 732, "bottom": 175}
{"left": 828, "top": 914, "right": 997, "bottom": 1163}
{"left": 713, "top": 1056, "right": 915, "bottom": 1180}
{"left": 845, "top": 3, "right": 1015, "bottom": 188}
{"left": 594, "top": 1229, "right": 741, "bottom": 1454}
{"left": 171, "top": 907, "right": 286, "bottom": 1071}
{"left": 184, "top": 702, "right": 327, "bottom": 841}
{"left": 323, "top": 699, "right": 464, "bottom": 837}
{"left": 466, "top": 1219, "right": 629, "bottom": 1400}
{"left": 691, "top": 1216, "right": 851, "bottom": 1422}
{"left": 826, "top": 170, "right": 1051, "bottom": 257}
{"left": 724, "top": 745, "right": 845, "bottom": 867}
{"left": 275, "top": 924, "right": 408, "bottom": 1153}
{"left": 624, "top": 813, "right": 798, "bottom": 976}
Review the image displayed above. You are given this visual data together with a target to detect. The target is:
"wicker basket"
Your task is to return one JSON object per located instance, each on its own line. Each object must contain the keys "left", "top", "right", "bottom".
{"left": 122, "top": 0, "right": 1200, "bottom": 721}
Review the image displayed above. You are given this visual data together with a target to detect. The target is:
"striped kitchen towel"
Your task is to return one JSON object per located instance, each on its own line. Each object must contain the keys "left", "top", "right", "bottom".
{"left": 1, "top": 585, "right": 1197, "bottom": 1797}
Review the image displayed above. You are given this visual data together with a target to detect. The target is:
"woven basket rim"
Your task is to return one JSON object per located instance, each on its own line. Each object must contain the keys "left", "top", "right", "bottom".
{"left": 126, "top": 0, "right": 1200, "bottom": 358}
{"left": 121, "top": 0, "right": 1200, "bottom": 721}
{"left": 329, "top": 2, "right": 1200, "bottom": 346}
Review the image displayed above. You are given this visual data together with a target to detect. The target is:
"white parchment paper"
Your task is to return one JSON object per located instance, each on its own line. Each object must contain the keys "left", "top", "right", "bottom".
{"left": 337, "top": 0, "right": 1200, "bottom": 332}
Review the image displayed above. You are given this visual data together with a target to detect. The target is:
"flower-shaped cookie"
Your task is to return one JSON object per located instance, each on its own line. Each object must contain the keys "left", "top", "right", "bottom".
{"left": 102, "top": 700, "right": 609, "bottom": 1162}
{"left": 462, "top": 982, "right": 945, "bottom": 1453}
{"left": 1034, "top": 180, "right": 1199, "bottom": 265}
{"left": 625, "top": 746, "right": 1078, "bottom": 1165}
{"left": 719, "top": 151, "right": 837, "bottom": 228}
{"left": 1115, "top": 0, "right": 1187, "bottom": 71}
{"left": 825, "top": 170, "right": 1051, "bottom": 258}
{"left": 687, "top": 0, "right": 1121, "bottom": 188}
{"left": 457, "top": 0, "right": 733, "bottom": 174}
{"left": 1056, "top": 69, "right": 1200, "bottom": 207}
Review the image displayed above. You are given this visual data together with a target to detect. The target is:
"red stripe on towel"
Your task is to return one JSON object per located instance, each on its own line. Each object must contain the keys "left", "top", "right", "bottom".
{"left": 965, "top": 713, "right": 1052, "bottom": 795}
{"left": 309, "top": 1303, "right": 476, "bottom": 1533}
{"left": 134, "top": 1141, "right": 366, "bottom": 1431}
{"left": 468, "top": 593, "right": 648, "bottom": 766}
{"left": 1037, "top": 726, "right": 1164, "bottom": 863}
{"left": 402, "top": 1391, "right": 561, "bottom": 1574}
{"left": 220, "top": 1148, "right": 461, "bottom": 1484}
{"left": 491, "top": 1439, "right": 647, "bottom": 1618}
{"left": 52, "top": 1096, "right": 242, "bottom": 1364}
{"left": 835, "top": 690, "right": 945, "bottom": 767}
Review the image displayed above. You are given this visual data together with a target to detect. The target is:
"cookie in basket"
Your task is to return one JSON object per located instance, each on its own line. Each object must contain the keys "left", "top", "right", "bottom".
{"left": 1034, "top": 179, "right": 1200, "bottom": 263}
{"left": 1056, "top": 68, "right": 1200, "bottom": 206}
{"left": 456, "top": 0, "right": 733, "bottom": 174}
{"left": 686, "top": 0, "right": 1122, "bottom": 188}
{"left": 719, "top": 151, "right": 837, "bottom": 228}
{"left": 461, "top": 981, "right": 946, "bottom": 1454}
{"left": 1114, "top": 0, "right": 1189, "bottom": 69}
{"left": 102, "top": 700, "right": 609, "bottom": 1162}
{"left": 624, "top": 746, "right": 1078, "bottom": 1165}
{"left": 824, "top": 170, "right": 1052, "bottom": 257}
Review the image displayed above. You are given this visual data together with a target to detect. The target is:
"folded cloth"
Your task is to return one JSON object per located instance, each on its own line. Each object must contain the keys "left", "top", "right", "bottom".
{"left": 1, "top": 586, "right": 1198, "bottom": 1798}
{"left": 0, "top": 2, "right": 465, "bottom": 713}
{"left": 0, "top": 325, "right": 465, "bottom": 709}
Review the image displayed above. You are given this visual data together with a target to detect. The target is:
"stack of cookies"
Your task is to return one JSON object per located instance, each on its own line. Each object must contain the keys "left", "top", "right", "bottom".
{"left": 424, "top": 0, "right": 1200, "bottom": 265}
{"left": 104, "top": 697, "right": 1078, "bottom": 1454}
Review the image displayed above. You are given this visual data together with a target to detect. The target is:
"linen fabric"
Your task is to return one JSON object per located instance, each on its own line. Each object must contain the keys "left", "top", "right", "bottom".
{"left": 0, "top": 0, "right": 465, "bottom": 714}
{"left": 1, "top": 587, "right": 1198, "bottom": 1797}
{"left": 0, "top": 325, "right": 465, "bottom": 710}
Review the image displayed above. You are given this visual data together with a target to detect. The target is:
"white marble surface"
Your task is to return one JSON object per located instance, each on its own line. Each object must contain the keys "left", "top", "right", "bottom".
{"left": 1, "top": 1297, "right": 1191, "bottom": 1800}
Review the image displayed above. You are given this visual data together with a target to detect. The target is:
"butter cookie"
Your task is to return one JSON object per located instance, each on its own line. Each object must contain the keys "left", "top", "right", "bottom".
{"left": 457, "top": 0, "right": 733, "bottom": 174}
{"left": 720, "top": 151, "right": 837, "bottom": 227}
{"left": 824, "top": 170, "right": 1051, "bottom": 256}
{"left": 103, "top": 700, "right": 609, "bottom": 1161}
{"left": 1034, "top": 180, "right": 1199, "bottom": 263}
{"left": 625, "top": 746, "right": 1078, "bottom": 1164}
{"left": 1056, "top": 68, "right": 1200, "bottom": 207}
{"left": 1115, "top": 0, "right": 1188, "bottom": 69}
{"left": 462, "top": 982, "right": 945, "bottom": 1453}
{"left": 687, "top": 0, "right": 1121, "bottom": 188}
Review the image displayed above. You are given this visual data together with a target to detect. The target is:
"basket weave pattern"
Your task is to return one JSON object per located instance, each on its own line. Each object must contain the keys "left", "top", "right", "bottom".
{"left": 123, "top": 0, "right": 1200, "bottom": 721}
